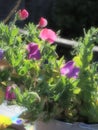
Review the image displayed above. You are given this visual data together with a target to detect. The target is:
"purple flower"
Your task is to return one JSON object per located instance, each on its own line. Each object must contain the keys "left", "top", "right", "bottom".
{"left": 5, "top": 86, "right": 16, "bottom": 101}
{"left": 27, "top": 43, "right": 41, "bottom": 60}
{"left": 12, "top": 117, "right": 23, "bottom": 125}
{"left": 0, "top": 49, "right": 4, "bottom": 60}
{"left": 60, "top": 60, "right": 80, "bottom": 79}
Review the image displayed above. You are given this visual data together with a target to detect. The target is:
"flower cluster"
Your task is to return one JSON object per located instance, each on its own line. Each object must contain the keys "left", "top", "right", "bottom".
{"left": 0, "top": 9, "right": 98, "bottom": 123}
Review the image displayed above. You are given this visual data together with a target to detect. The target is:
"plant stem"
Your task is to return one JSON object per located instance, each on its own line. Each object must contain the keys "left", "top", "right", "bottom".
{"left": 3, "top": 0, "right": 22, "bottom": 24}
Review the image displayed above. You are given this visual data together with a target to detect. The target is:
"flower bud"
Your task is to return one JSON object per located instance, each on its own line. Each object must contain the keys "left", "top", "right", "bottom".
{"left": 37, "top": 17, "right": 48, "bottom": 28}
{"left": 18, "top": 9, "right": 29, "bottom": 20}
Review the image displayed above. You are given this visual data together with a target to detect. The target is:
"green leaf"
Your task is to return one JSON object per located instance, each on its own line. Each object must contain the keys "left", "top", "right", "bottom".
{"left": 73, "top": 88, "right": 81, "bottom": 94}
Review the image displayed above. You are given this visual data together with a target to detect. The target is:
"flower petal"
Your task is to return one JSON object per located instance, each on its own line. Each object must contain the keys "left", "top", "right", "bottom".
{"left": 38, "top": 17, "right": 48, "bottom": 28}
{"left": 18, "top": 9, "right": 29, "bottom": 20}
{"left": 27, "top": 43, "right": 41, "bottom": 60}
{"left": 39, "top": 28, "right": 57, "bottom": 44}
{"left": 60, "top": 60, "right": 80, "bottom": 79}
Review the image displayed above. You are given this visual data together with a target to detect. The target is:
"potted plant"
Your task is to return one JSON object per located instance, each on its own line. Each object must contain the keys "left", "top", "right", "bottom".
{"left": 0, "top": 9, "right": 98, "bottom": 130}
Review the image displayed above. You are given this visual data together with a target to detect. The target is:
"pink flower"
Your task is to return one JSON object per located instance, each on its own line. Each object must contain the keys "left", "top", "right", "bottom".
{"left": 18, "top": 9, "right": 29, "bottom": 20}
{"left": 39, "top": 28, "right": 57, "bottom": 44}
{"left": 37, "top": 17, "right": 48, "bottom": 28}
{"left": 5, "top": 86, "right": 16, "bottom": 101}
{"left": 27, "top": 43, "right": 41, "bottom": 60}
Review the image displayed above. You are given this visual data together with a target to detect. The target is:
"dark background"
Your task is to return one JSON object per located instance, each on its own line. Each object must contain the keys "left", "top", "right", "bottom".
{"left": 52, "top": 0, "right": 98, "bottom": 39}
{"left": 0, "top": 0, "right": 98, "bottom": 38}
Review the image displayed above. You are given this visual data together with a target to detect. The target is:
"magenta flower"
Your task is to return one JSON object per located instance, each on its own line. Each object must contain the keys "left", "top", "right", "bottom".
{"left": 60, "top": 60, "right": 80, "bottom": 79}
{"left": 18, "top": 9, "right": 29, "bottom": 20}
{"left": 37, "top": 17, "right": 48, "bottom": 28}
{"left": 27, "top": 42, "right": 41, "bottom": 60}
{"left": 0, "top": 49, "right": 4, "bottom": 60}
{"left": 5, "top": 86, "right": 16, "bottom": 101}
{"left": 39, "top": 28, "right": 57, "bottom": 44}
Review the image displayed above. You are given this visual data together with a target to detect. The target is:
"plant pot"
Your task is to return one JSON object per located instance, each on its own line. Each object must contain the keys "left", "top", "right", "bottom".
{"left": 7, "top": 124, "right": 26, "bottom": 130}
{"left": 34, "top": 120, "right": 98, "bottom": 130}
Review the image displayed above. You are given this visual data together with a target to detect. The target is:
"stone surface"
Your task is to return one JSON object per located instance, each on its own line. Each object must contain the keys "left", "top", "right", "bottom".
{"left": 34, "top": 120, "right": 98, "bottom": 130}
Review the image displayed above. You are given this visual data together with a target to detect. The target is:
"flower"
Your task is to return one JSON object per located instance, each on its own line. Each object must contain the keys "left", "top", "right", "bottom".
{"left": 60, "top": 60, "right": 80, "bottom": 78}
{"left": 5, "top": 86, "right": 16, "bottom": 101}
{"left": 11, "top": 117, "right": 23, "bottom": 125}
{"left": 18, "top": 9, "right": 29, "bottom": 20}
{"left": 0, "top": 49, "right": 4, "bottom": 60}
{"left": 26, "top": 43, "right": 41, "bottom": 60}
{"left": 37, "top": 17, "right": 48, "bottom": 28}
{"left": 0, "top": 115, "right": 12, "bottom": 129}
{"left": 39, "top": 28, "right": 57, "bottom": 44}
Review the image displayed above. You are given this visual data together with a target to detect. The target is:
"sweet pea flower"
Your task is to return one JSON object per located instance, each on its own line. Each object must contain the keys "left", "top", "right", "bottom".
{"left": 18, "top": 9, "right": 29, "bottom": 20}
{"left": 39, "top": 28, "right": 57, "bottom": 44}
{"left": 60, "top": 60, "right": 80, "bottom": 79}
{"left": 5, "top": 86, "right": 16, "bottom": 101}
{"left": 37, "top": 17, "right": 48, "bottom": 28}
{"left": 27, "top": 42, "right": 41, "bottom": 60}
{"left": 0, "top": 49, "right": 4, "bottom": 60}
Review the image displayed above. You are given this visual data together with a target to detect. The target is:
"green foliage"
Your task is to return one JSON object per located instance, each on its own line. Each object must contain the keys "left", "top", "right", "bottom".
{"left": 73, "top": 27, "right": 98, "bottom": 122}
{"left": 0, "top": 15, "right": 98, "bottom": 123}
